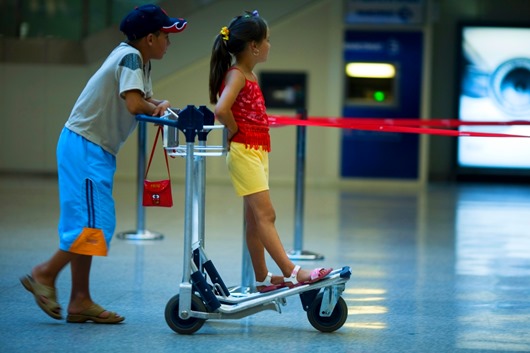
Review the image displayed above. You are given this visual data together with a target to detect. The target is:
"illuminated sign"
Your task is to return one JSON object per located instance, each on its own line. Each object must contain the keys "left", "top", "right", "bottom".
{"left": 345, "top": 0, "right": 425, "bottom": 25}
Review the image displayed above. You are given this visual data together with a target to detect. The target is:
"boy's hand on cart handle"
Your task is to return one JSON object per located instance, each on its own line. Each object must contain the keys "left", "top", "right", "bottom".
{"left": 152, "top": 100, "right": 171, "bottom": 117}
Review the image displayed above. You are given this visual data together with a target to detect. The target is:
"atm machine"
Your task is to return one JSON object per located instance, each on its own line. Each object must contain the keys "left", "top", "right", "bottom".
{"left": 341, "top": 30, "right": 424, "bottom": 179}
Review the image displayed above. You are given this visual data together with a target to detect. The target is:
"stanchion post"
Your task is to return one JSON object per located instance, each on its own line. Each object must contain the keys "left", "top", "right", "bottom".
{"left": 288, "top": 108, "right": 324, "bottom": 261}
{"left": 241, "top": 218, "right": 254, "bottom": 291}
{"left": 229, "top": 215, "right": 255, "bottom": 295}
{"left": 117, "top": 121, "right": 163, "bottom": 241}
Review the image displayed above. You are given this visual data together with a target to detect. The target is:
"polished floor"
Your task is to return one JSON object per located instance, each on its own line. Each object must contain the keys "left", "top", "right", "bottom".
{"left": 1, "top": 174, "right": 530, "bottom": 353}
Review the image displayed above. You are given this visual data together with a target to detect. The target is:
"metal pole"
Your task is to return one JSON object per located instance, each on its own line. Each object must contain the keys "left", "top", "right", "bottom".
{"left": 241, "top": 217, "right": 254, "bottom": 291}
{"left": 228, "top": 211, "right": 254, "bottom": 296}
{"left": 288, "top": 109, "right": 323, "bottom": 261}
{"left": 182, "top": 141, "right": 195, "bottom": 283}
{"left": 117, "top": 122, "right": 163, "bottom": 241}
{"left": 195, "top": 142, "right": 206, "bottom": 247}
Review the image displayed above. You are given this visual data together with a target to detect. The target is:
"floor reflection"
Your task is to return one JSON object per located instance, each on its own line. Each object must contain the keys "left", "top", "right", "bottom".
{"left": 456, "top": 185, "right": 530, "bottom": 352}
{"left": 338, "top": 184, "right": 530, "bottom": 351}
{"left": 3, "top": 176, "right": 530, "bottom": 352}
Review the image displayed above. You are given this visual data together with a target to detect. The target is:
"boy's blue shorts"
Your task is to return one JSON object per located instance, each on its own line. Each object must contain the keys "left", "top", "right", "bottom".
{"left": 57, "top": 128, "right": 116, "bottom": 256}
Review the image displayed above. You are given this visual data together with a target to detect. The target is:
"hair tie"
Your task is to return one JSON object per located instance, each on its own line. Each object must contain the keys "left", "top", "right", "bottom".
{"left": 244, "top": 10, "right": 259, "bottom": 18}
{"left": 220, "top": 26, "right": 229, "bottom": 41}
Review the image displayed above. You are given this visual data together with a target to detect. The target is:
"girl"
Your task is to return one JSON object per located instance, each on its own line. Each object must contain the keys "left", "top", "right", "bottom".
{"left": 209, "top": 10, "right": 332, "bottom": 293}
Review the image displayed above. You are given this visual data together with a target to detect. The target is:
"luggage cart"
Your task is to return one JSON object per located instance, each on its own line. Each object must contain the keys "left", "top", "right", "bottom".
{"left": 136, "top": 105, "right": 352, "bottom": 335}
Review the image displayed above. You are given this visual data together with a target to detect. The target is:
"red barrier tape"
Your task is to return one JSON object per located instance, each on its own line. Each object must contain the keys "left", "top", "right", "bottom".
{"left": 268, "top": 116, "right": 530, "bottom": 138}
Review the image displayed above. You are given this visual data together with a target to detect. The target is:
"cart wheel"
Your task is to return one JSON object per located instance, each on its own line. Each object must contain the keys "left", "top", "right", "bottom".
{"left": 307, "top": 293, "right": 348, "bottom": 333}
{"left": 165, "top": 294, "right": 207, "bottom": 334}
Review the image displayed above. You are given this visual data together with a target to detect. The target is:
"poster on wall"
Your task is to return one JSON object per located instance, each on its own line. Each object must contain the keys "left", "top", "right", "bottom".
{"left": 457, "top": 24, "right": 530, "bottom": 173}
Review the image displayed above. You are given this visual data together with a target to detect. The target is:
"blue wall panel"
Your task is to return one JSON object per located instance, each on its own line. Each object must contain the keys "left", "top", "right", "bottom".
{"left": 341, "top": 30, "right": 423, "bottom": 179}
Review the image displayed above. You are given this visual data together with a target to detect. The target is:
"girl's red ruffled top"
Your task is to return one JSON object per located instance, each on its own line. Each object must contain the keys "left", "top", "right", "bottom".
{"left": 220, "top": 67, "right": 270, "bottom": 152}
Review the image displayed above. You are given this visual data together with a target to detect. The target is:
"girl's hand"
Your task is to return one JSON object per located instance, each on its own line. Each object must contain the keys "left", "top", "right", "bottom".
{"left": 226, "top": 128, "right": 238, "bottom": 151}
{"left": 227, "top": 128, "right": 238, "bottom": 141}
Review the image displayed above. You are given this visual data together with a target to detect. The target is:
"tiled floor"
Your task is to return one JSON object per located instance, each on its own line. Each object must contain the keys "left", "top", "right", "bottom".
{"left": 1, "top": 175, "right": 530, "bottom": 353}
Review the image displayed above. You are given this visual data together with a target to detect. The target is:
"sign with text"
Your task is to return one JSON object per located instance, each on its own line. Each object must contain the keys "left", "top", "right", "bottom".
{"left": 345, "top": 0, "right": 425, "bottom": 25}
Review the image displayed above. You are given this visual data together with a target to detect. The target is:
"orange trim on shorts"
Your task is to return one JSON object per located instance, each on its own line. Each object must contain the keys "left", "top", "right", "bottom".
{"left": 69, "top": 227, "right": 108, "bottom": 256}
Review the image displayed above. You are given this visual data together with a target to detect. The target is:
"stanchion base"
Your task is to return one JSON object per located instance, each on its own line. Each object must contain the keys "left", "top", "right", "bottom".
{"left": 287, "top": 249, "right": 325, "bottom": 261}
{"left": 116, "top": 230, "right": 164, "bottom": 241}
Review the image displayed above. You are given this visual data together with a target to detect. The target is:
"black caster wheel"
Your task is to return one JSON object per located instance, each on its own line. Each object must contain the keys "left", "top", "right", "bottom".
{"left": 307, "top": 293, "right": 348, "bottom": 333}
{"left": 165, "top": 293, "right": 207, "bottom": 334}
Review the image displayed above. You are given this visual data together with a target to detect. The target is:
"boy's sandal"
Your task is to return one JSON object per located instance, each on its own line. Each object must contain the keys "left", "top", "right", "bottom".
{"left": 66, "top": 303, "right": 125, "bottom": 324}
{"left": 255, "top": 272, "right": 287, "bottom": 293}
{"left": 285, "top": 265, "right": 333, "bottom": 287}
{"left": 20, "top": 274, "right": 63, "bottom": 320}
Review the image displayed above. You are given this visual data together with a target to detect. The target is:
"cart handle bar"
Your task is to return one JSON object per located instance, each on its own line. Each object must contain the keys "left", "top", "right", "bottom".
{"left": 136, "top": 114, "right": 178, "bottom": 127}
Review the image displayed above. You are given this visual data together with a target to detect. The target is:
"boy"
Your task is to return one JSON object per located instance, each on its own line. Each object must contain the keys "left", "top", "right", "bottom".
{"left": 20, "top": 4, "right": 187, "bottom": 324}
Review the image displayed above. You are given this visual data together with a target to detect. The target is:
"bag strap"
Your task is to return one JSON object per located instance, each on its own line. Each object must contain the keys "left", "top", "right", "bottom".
{"left": 144, "top": 126, "right": 171, "bottom": 179}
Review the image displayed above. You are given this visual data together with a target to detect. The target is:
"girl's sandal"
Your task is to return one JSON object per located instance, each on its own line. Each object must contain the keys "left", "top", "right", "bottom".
{"left": 255, "top": 272, "right": 287, "bottom": 293}
{"left": 284, "top": 265, "right": 333, "bottom": 288}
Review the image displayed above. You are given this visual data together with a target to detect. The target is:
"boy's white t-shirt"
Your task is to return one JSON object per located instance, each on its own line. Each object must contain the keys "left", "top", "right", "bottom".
{"left": 65, "top": 42, "right": 153, "bottom": 155}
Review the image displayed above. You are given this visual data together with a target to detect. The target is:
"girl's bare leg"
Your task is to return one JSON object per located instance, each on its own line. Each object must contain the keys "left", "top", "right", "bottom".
{"left": 244, "top": 191, "right": 315, "bottom": 281}
{"left": 243, "top": 198, "right": 268, "bottom": 281}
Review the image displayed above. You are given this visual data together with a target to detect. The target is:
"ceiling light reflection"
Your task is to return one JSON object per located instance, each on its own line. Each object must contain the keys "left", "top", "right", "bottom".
{"left": 346, "top": 297, "right": 385, "bottom": 302}
{"left": 344, "top": 288, "right": 387, "bottom": 295}
{"left": 349, "top": 305, "right": 388, "bottom": 315}
{"left": 344, "top": 322, "right": 387, "bottom": 330}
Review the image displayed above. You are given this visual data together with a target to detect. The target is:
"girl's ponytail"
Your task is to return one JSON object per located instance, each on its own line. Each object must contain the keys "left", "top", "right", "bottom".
{"left": 209, "top": 33, "right": 232, "bottom": 104}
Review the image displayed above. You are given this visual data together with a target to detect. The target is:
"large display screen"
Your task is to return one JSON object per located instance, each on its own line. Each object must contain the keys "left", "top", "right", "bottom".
{"left": 456, "top": 24, "right": 530, "bottom": 173}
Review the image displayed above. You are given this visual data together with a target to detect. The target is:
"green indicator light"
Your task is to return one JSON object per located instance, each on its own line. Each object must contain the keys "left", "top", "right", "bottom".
{"left": 374, "top": 91, "right": 385, "bottom": 102}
